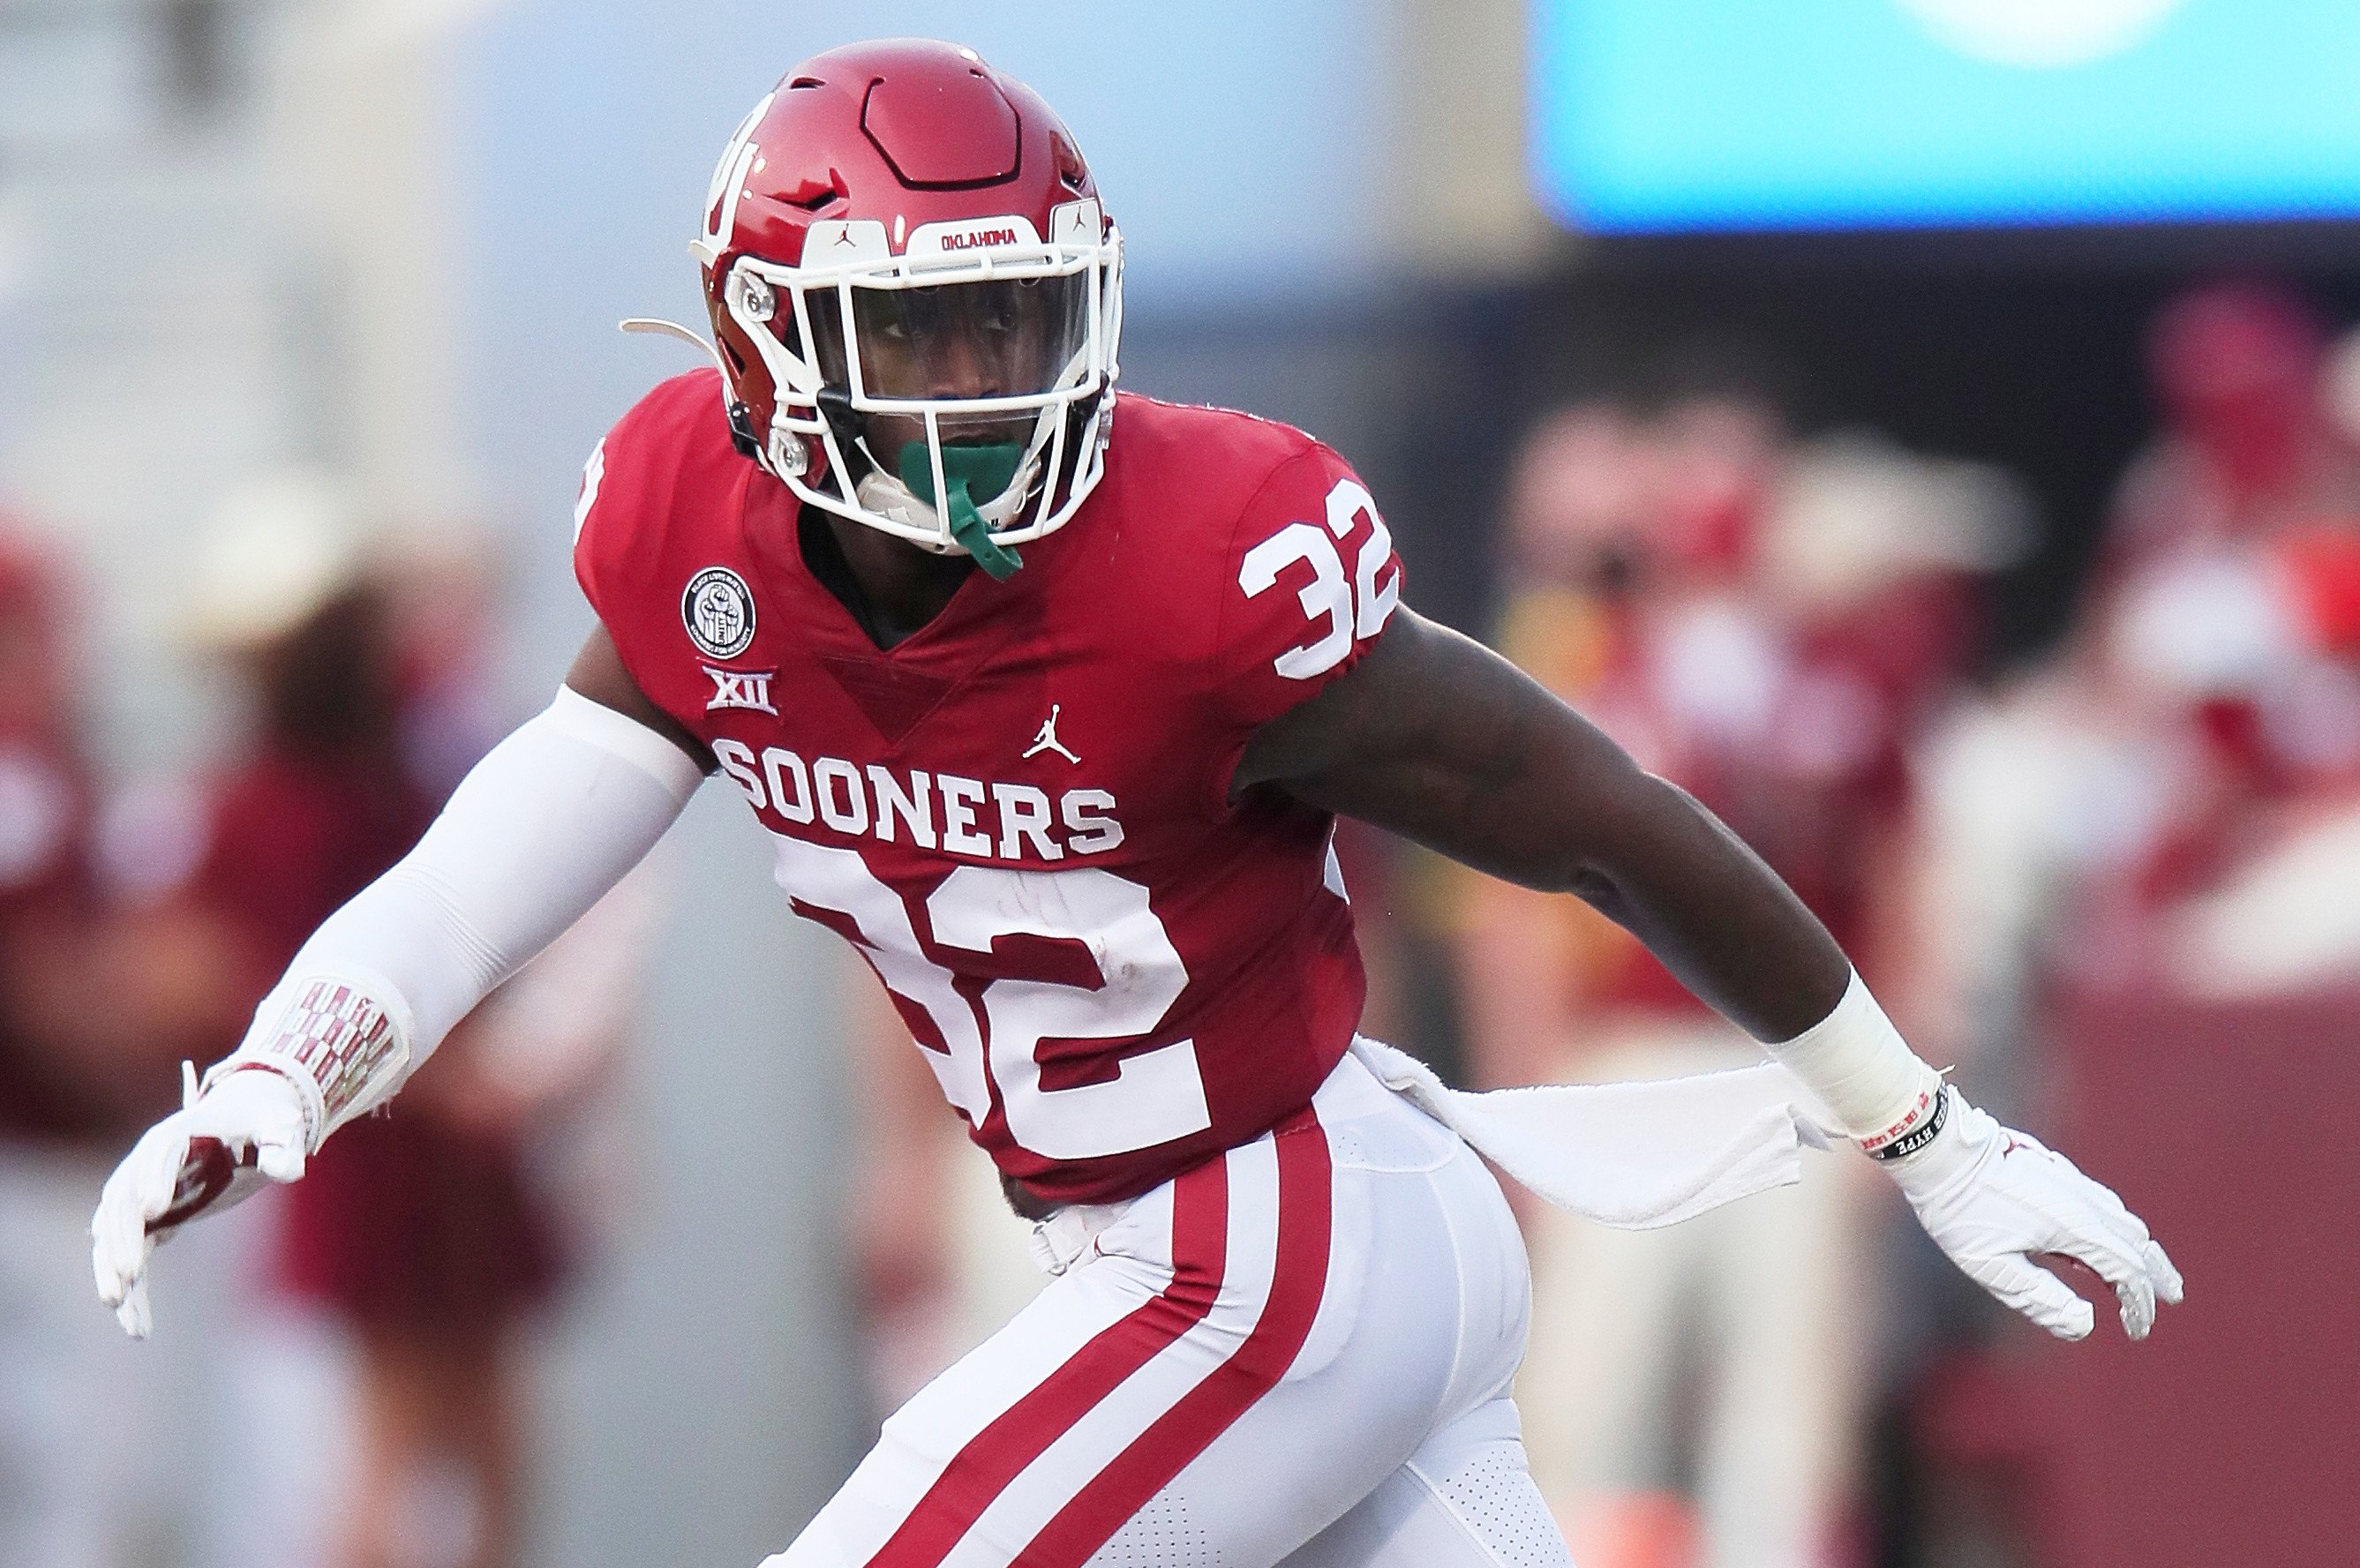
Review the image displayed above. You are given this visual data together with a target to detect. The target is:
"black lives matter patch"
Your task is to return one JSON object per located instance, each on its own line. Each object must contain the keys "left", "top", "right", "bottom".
{"left": 682, "top": 566, "right": 757, "bottom": 660}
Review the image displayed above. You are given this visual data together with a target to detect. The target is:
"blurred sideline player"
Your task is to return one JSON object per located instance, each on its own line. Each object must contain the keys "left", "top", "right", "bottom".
{"left": 1458, "top": 401, "right": 2003, "bottom": 1568}
{"left": 2091, "top": 283, "right": 2360, "bottom": 914}
{"left": 154, "top": 483, "right": 649, "bottom": 1568}
{"left": 94, "top": 41, "right": 2178, "bottom": 1568}
{"left": 1916, "top": 283, "right": 2360, "bottom": 1020}
{"left": 0, "top": 523, "right": 237, "bottom": 1568}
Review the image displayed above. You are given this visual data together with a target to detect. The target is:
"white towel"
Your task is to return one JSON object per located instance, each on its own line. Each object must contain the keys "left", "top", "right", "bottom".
{"left": 1349, "top": 1037, "right": 1844, "bottom": 1230}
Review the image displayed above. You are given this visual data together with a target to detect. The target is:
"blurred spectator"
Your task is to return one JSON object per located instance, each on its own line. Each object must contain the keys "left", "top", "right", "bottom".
{"left": 143, "top": 474, "right": 640, "bottom": 1568}
{"left": 1918, "top": 281, "right": 2360, "bottom": 1022}
{"left": 2109, "top": 281, "right": 2354, "bottom": 559}
{"left": 0, "top": 529, "right": 149, "bottom": 1137}
{"left": 2108, "top": 285, "right": 2360, "bottom": 987}
{"left": 0, "top": 521, "right": 229, "bottom": 1568}
{"left": 1456, "top": 395, "right": 2014, "bottom": 1568}
{"left": 1898, "top": 280, "right": 2360, "bottom": 1568}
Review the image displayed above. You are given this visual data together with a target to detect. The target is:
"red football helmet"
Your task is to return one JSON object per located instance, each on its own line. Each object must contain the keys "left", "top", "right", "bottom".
{"left": 681, "top": 39, "right": 1121, "bottom": 575}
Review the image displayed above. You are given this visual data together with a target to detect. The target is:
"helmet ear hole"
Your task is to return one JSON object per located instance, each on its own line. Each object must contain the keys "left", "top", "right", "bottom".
{"left": 731, "top": 271, "right": 777, "bottom": 324}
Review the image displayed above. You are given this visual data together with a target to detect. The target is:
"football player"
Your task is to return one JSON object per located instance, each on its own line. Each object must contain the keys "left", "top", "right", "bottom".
{"left": 93, "top": 40, "right": 2179, "bottom": 1568}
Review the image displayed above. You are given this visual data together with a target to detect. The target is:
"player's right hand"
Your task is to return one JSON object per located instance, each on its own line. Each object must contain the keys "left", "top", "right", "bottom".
{"left": 90, "top": 1064, "right": 309, "bottom": 1339}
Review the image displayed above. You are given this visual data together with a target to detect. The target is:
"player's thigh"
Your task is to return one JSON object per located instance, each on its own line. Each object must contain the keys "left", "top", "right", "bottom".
{"left": 1085, "top": 1134, "right": 1534, "bottom": 1564}
{"left": 781, "top": 1192, "right": 1192, "bottom": 1568}
{"left": 778, "top": 1067, "right": 1530, "bottom": 1568}
{"left": 1276, "top": 1396, "right": 1573, "bottom": 1568}
{"left": 777, "top": 1110, "right": 1364, "bottom": 1568}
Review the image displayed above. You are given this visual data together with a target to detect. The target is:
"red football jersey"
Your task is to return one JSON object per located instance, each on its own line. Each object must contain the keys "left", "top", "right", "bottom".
{"left": 575, "top": 372, "right": 1402, "bottom": 1204}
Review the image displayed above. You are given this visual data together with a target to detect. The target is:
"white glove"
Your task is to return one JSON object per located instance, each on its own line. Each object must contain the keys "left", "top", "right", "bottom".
{"left": 90, "top": 1064, "right": 310, "bottom": 1339}
{"left": 1886, "top": 1087, "right": 2183, "bottom": 1341}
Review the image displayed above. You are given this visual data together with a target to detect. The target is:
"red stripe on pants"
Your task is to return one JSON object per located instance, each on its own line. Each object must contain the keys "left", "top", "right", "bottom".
{"left": 867, "top": 1153, "right": 1233, "bottom": 1568}
{"left": 1014, "top": 1107, "right": 1334, "bottom": 1568}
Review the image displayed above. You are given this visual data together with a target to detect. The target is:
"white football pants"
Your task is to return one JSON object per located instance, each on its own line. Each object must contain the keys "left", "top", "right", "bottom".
{"left": 771, "top": 1048, "right": 1572, "bottom": 1568}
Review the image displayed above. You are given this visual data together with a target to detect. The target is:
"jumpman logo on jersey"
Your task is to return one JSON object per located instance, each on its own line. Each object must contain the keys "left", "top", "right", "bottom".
{"left": 1023, "top": 703, "right": 1081, "bottom": 765}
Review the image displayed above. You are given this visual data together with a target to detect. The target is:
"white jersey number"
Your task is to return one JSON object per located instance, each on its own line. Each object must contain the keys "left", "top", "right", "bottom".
{"left": 771, "top": 837, "right": 1211, "bottom": 1160}
{"left": 1237, "top": 476, "right": 1401, "bottom": 680}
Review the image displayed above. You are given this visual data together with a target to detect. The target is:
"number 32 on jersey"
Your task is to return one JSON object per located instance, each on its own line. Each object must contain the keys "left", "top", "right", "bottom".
{"left": 773, "top": 835, "right": 1210, "bottom": 1161}
{"left": 762, "top": 476, "right": 1393, "bottom": 1167}
{"left": 1239, "top": 477, "right": 1401, "bottom": 679}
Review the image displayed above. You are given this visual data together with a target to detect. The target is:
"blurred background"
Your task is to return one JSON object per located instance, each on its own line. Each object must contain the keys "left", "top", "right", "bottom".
{"left": 2, "top": 2, "right": 2356, "bottom": 1566}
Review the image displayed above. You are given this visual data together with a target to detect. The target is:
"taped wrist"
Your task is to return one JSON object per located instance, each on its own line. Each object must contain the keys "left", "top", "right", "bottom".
{"left": 1763, "top": 970, "right": 1945, "bottom": 1159}
{"left": 205, "top": 972, "right": 415, "bottom": 1151}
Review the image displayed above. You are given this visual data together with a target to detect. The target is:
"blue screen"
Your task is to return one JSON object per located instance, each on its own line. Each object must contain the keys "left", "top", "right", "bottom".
{"left": 1531, "top": 0, "right": 2360, "bottom": 232}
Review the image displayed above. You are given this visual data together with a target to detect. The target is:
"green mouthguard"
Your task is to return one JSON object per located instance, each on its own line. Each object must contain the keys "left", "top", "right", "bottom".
{"left": 899, "top": 441, "right": 1026, "bottom": 581}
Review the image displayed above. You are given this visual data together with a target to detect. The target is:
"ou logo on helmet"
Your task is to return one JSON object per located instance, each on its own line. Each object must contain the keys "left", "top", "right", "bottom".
{"left": 1889, "top": 0, "right": 2187, "bottom": 68}
{"left": 695, "top": 92, "right": 774, "bottom": 268}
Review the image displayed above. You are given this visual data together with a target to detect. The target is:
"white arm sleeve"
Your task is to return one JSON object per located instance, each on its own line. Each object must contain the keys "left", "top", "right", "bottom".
{"left": 211, "top": 686, "right": 704, "bottom": 1146}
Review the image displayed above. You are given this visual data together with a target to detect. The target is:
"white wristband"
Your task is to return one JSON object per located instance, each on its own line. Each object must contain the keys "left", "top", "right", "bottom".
{"left": 1762, "top": 971, "right": 1944, "bottom": 1159}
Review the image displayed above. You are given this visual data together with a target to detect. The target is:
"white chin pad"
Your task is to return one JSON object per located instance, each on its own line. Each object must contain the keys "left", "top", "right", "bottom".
{"left": 852, "top": 446, "right": 1041, "bottom": 542}
{"left": 853, "top": 469, "right": 928, "bottom": 529}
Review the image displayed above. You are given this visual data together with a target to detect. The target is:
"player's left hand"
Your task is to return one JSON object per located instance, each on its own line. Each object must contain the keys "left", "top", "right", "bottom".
{"left": 1885, "top": 1088, "right": 2183, "bottom": 1341}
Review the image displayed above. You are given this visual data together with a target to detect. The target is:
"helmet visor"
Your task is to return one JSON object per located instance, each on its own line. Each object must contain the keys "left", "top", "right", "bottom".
{"left": 814, "top": 273, "right": 1092, "bottom": 406}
